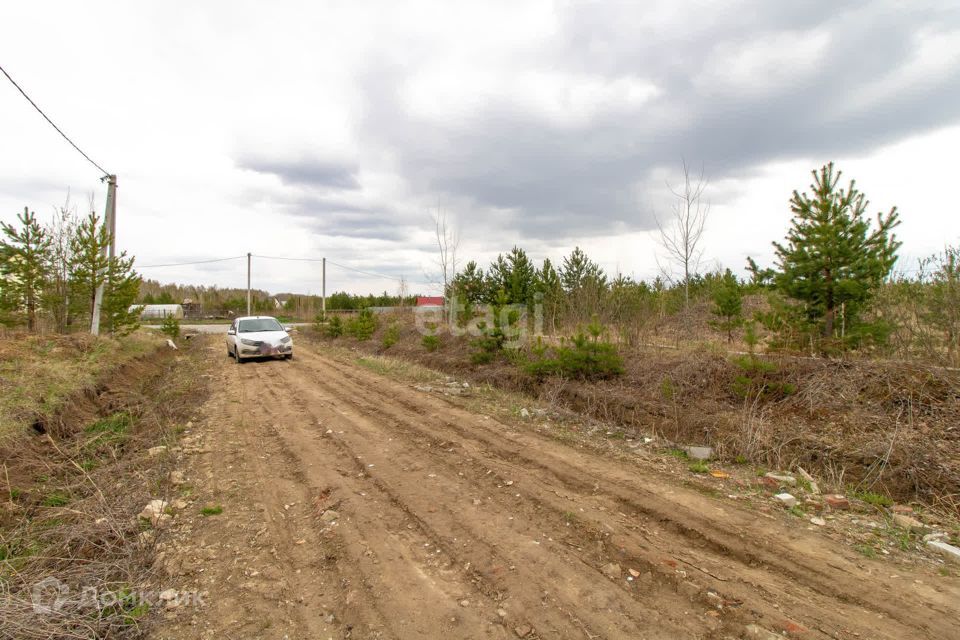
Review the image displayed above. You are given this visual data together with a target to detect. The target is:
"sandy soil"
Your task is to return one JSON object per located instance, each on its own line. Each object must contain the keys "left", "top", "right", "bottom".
{"left": 152, "top": 340, "right": 960, "bottom": 639}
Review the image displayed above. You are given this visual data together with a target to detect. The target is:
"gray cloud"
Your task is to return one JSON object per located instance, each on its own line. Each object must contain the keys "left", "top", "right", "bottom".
{"left": 241, "top": 189, "right": 414, "bottom": 242}
{"left": 237, "top": 156, "right": 360, "bottom": 190}
{"left": 353, "top": 1, "right": 960, "bottom": 240}
{"left": 297, "top": 210, "right": 412, "bottom": 242}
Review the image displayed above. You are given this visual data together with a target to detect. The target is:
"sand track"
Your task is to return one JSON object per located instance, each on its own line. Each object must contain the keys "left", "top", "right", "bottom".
{"left": 155, "top": 341, "right": 960, "bottom": 640}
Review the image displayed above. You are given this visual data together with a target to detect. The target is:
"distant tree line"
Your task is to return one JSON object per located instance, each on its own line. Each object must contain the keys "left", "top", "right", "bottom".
{"left": 303, "top": 291, "right": 419, "bottom": 311}
{"left": 137, "top": 282, "right": 420, "bottom": 318}
{"left": 0, "top": 198, "right": 139, "bottom": 335}
{"left": 446, "top": 163, "right": 958, "bottom": 364}
{"left": 138, "top": 280, "right": 275, "bottom": 316}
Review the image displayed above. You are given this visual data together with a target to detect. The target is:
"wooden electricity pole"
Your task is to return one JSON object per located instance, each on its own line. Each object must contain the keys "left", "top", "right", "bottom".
{"left": 321, "top": 257, "right": 326, "bottom": 319}
{"left": 246, "top": 252, "right": 252, "bottom": 316}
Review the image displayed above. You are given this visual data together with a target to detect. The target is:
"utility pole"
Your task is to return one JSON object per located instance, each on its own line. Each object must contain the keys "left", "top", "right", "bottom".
{"left": 90, "top": 175, "right": 117, "bottom": 336}
{"left": 106, "top": 175, "right": 117, "bottom": 259}
{"left": 246, "top": 252, "right": 252, "bottom": 316}
{"left": 321, "top": 257, "right": 326, "bottom": 319}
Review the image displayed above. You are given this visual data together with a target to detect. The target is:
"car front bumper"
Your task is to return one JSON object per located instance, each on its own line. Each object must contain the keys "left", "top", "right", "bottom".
{"left": 239, "top": 342, "right": 293, "bottom": 357}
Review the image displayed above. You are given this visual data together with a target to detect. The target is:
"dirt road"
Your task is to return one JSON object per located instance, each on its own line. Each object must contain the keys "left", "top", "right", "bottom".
{"left": 154, "top": 340, "right": 960, "bottom": 639}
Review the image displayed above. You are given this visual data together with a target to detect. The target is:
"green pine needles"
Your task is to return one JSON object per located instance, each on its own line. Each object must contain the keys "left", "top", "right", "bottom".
{"left": 525, "top": 320, "right": 625, "bottom": 381}
{"left": 751, "top": 162, "right": 901, "bottom": 352}
{"left": 1, "top": 205, "right": 140, "bottom": 334}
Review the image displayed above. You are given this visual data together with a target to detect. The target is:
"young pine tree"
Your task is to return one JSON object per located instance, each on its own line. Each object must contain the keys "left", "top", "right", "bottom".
{"left": 0, "top": 207, "right": 52, "bottom": 330}
{"left": 534, "top": 258, "right": 563, "bottom": 334}
{"left": 450, "top": 260, "right": 485, "bottom": 327}
{"left": 69, "top": 210, "right": 110, "bottom": 322}
{"left": 559, "top": 247, "right": 607, "bottom": 325}
{"left": 764, "top": 163, "right": 901, "bottom": 346}
{"left": 709, "top": 269, "right": 743, "bottom": 342}
{"left": 505, "top": 246, "right": 536, "bottom": 307}
{"left": 101, "top": 251, "right": 141, "bottom": 335}
{"left": 69, "top": 210, "right": 141, "bottom": 334}
{"left": 559, "top": 246, "right": 606, "bottom": 293}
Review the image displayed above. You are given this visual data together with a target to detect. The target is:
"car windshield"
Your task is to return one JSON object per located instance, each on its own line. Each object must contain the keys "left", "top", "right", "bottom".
{"left": 238, "top": 318, "right": 284, "bottom": 333}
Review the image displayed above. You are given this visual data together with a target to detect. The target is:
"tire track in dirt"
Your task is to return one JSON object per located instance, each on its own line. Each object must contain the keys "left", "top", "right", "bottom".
{"left": 158, "top": 340, "right": 960, "bottom": 640}
{"left": 282, "top": 354, "right": 787, "bottom": 637}
{"left": 282, "top": 344, "right": 960, "bottom": 639}
{"left": 248, "top": 365, "right": 666, "bottom": 638}
{"left": 246, "top": 359, "right": 519, "bottom": 638}
{"left": 251, "top": 358, "right": 703, "bottom": 638}
{"left": 156, "top": 345, "right": 398, "bottom": 639}
{"left": 233, "top": 373, "right": 398, "bottom": 638}
{"left": 270, "top": 355, "right": 715, "bottom": 637}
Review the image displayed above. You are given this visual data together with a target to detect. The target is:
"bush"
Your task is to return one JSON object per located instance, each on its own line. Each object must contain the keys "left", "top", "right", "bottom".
{"left": 471, "top": 320, "right": 503, "bottom": 364}
{"left": 730, "top": 356, "right": 795, "bottom": 400}
{"left": 421, "top": 322, "right": 440, "bottom": 352}
{"left": 324, "top": 315, "right": 344, "bottom": 338}
{"left": 160, "top": 314, "right": 180, "bottom": 340}
{"left": 525, "top": 322, "right": 625, "bottom": 381}
{"left": 346, "top": 308, "right": 378, "bottom": 341}
{"left": 382, "top": 323, "right": 400, "bottom": 349}
{"left": 728, "top": 320, "right": 795, "bottom": 399}
{"left": 470, "top": 290, "right": 519, "bottom": 364}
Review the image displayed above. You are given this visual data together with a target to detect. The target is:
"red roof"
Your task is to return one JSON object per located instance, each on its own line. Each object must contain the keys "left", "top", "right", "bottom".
{"left": 416, "top": 296, "right": 445, "bottom": 307}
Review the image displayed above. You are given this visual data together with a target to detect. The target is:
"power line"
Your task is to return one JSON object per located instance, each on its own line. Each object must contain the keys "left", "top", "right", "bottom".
{"left": 0, "top": 63, "right": 111, "bottom": 178}
{"left": 255, "top": 254, "right": 421, "bottom": 283}
{"left": 137, "top": 255, "right": 246, "bottom": 269}
{"left": 139, "top": 252, "right": 434, "bottom": 287}
{"left": 327, "top": 259, "right": 409, "bottom": 282}
{"left": 252, "top": 254, "right": 324, "bottom": 263}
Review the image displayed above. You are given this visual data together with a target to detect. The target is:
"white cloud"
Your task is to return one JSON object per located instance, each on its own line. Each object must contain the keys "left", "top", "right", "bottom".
{"left": 403, "top": 65, "right": 660, "bottom": 127}
{"left": 695, "top": 29, "right": 832, "bottom": 96}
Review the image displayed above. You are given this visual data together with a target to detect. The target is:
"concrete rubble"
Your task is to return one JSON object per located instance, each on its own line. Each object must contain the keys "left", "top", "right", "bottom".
{"left": 926, "top": 540, "right": 960, "bottom": 565}
{"left": 773, "top": 493, "right": 797, "bottom": 508}
{"left": 684, "top": 446, "right": 713, "bottom": 461}
{"left": 764, "top": 472, "right": 797, "bottom": 486}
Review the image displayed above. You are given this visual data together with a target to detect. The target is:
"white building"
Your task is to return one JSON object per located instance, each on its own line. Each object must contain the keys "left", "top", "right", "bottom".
{"left": 130, "top": 304, "right": 184, "bottom": 320}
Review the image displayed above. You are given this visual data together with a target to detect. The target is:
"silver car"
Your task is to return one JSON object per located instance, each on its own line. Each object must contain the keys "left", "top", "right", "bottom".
{"left": 226, "top": 316, "right": 294, "bottom": 362}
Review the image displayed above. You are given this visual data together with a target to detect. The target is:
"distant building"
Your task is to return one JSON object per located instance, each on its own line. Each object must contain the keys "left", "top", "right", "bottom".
{"left": 131, "top": 304, "right": 184, "bottom": 320}
{"left": 416, "top": 296, "right": 444, "bottom": 307}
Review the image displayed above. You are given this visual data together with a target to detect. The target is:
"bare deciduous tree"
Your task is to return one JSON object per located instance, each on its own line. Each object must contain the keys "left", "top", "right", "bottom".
{"left": 432, "top": 208, "right": 459, "bottom": 297}
{"left": 655, "top": 160, "right": 709, "bottom": 308}
{"left": 397, "top": 275, "right": 409, "bottom": 308}
{"left": 45, "top": 191, "right": 80, "bottom": 332}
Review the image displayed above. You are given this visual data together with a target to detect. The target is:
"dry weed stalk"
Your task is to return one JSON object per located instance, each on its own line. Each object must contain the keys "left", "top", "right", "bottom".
{"left": 854, "top": 403, "right": 906, "bottom": 494}
{"left": 737, "top": 392, "right": 767, "bottom": 461}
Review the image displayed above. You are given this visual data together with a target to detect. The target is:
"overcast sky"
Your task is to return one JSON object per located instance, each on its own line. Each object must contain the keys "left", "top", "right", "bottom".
{"left": 2, "top": 1, "right": 960, "bottom": 296}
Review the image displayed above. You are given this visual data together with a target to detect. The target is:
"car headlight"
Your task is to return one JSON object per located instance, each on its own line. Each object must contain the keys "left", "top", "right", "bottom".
{"left": 280, "top": 336, "right": 291, "bottom": 344}
{"left": 240, "top": 338, "right": 258, "bottom": 346}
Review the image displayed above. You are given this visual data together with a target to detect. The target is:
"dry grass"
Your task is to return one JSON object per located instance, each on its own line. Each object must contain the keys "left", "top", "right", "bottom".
{"left": 0, "top": 334, "right": 208, "bottom": 639}
{"left": 304, "top": 317, "right": 960, "bottom": 512}
{"left": 0, "top": 331, "right": 161, "bottom": 444}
